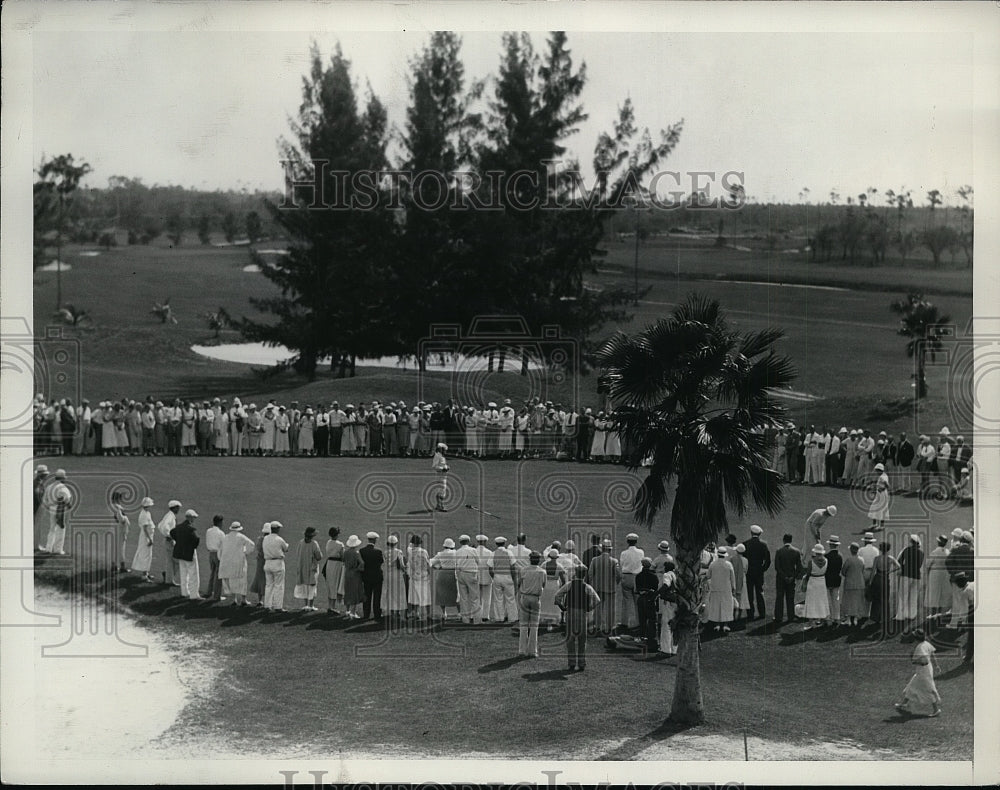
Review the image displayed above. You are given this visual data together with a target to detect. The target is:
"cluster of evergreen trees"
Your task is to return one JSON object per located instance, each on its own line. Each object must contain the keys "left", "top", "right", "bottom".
{"left": 240, "top": 32, "right": 684, "bottom": 379}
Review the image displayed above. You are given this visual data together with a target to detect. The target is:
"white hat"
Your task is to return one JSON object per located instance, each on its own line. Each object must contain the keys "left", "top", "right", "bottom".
{"left": 826, "top": 505, "right": 837, "bottom": 516}
{"left": 54, "top": 469, "right": 67, "bottom": 479}
{"left": 961, "top": 531, "right": 973, "bottom": 543}
{"left": 750, "top": 524, "right": 763, "bottom": 535}
{"left": 658, "top": 540, "right": 670, "bottom": 550}
{"left": 436, "top": 443, "right": 448, "bottom": 451}
{"left": 185, "top": 508, "right": 199, "bottom": 518}
{"left": 812, "top": 543, "right": 825, "bottom": 554}
{"left": 168, "top": 499, "right": 182, "bottom": 509}
{"left": 35, "top": 465, "right": 49, "bottom": 475}
{"left": 909, "top": 534, "right": 921, "bottom": 545}
{"left": 601, "top": 538, "right": 613, "bottom": 548}
{"left": 565, "top": 540, "right": 575, "bottom": 550}
{"left": 443, "top": 538, "right": 456, "bottom": 549}
{"left": 141, "top": 496, "right": 154, "bottom": 507}
{"left": 548, "top": 548, "right": 559, "bottom": 558}
{"left": 736, "top": 543, "right": 746, "bottom": 554}
{"left": 863, "top": 532, "right": 875, "bottom": 542}
{"left": 346, "top": 534, "right": 361, "bottom": 548}
{"left": 838, "top": 427, "right": 847, "bottom": 434}
{"left": 229, "top": 521, "right": 243, "bottom": 530}
{"left": 262, "top": 522, "right": 272, "bottom": 535}
{"left": 939, "top": 426, "right": 951, "bottom": 436}
{"left": 961, "top": 467, "right": 970, "bottom": 476}
{"left": 827, "top": 535, "right": 840, "bottom": 545}
{"left": 716, "top": 547, "right": 727, "bottom": 557}
{"left": 386, "top": 535, "right": 398, "bottom": 545}
{"left": 488, "top": 402, "right": 497, "bottom": 408}
{"left": 458, "top": 534, "right": 471, "bottom": 543}
{"left": 270, "top": 520, "right": 283, "bottom": 529}
{"left": 626, "top": 532, "right": 639, "bottom": 541}
{"left": 494, "top": 536, "right": 507, "bottom": 545}
{"left": 476, "top": 534, "right": 488, "bottom": 542}
{"left": 874, "top": 463, "right": 885, "bottom": 471}
{"left": 366, "top": 531, "right": 379, "bottom": 540}
{"left": 951, "top": 527, "right": 964, "bottom": 538}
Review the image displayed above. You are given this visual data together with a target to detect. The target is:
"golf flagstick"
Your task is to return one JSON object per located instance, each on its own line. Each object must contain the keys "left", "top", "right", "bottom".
{"left": 465, "top": 504, "right": 501, "bottom": 520}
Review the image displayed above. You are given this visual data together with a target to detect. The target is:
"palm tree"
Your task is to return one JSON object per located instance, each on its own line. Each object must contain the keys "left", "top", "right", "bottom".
{"left": 890, "top": 294, "right": 951, "bottom": 399}
{"left": 597, "top": 294, "right": 795, "bottom": 724}
{"left": 53, "top": 304, "right": 93, "bottom": 328}
{"left": 151, "top": 298, "right": 178, "bottom": 325}
{"left": 205, "top": 307, "right": 231, "bottom": 339}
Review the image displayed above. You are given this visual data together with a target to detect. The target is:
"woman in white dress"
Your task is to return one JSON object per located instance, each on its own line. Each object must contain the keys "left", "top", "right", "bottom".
{"left": 924, "top": 534, "right": 952, "bottom": 615}
{"left": 323, "top": 527, "right": 345, "bottom": 613}
{"left": 381, "top": 535, "right": 408, "bottom": 619}
{"left": 274, "top": 407, "right": 291, "bottom": 456}
{"left": 212, "top": 403, "right": 229, "bottom": 456}
{"left": 219, "top": 521, "right": 255, "bottom": 605}
{"left": 181, "top": 402, "right": 197, "bottom": 455}
{"left": 514, "top": 408, "right": 529, "bottom": 459}
{"left": 604, "top": 412, "right": 622, "bottom": 462}
{"left": 260, "top": 406, "right": 276, "bottom": 456}
{"left": 705, "top": 547, "right": 736, "bottom": 631}
{"left": 130, "top": 496, "right": 156, "bottom": 581}
{"left": 298, "top": 408, "right": 315, "bottom": 456}
{"left": 803, "top": 543, "right": 831, "bottom": 627}
{"left": 407, "top": 535, "right": 432, "bottom": 620}
{"left": 868, "top": 462, "right": 891, "bottom": 530}
{"left": 895, "top": 628, "right": 941, "bottom": 717}
{"left": 590, "top": 413, "right": 607, "bottom": 461}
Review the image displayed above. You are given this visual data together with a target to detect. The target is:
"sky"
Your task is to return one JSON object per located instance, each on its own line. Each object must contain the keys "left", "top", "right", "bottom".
{"left": 32, "top": 28, "right": 975, "bottom": 206}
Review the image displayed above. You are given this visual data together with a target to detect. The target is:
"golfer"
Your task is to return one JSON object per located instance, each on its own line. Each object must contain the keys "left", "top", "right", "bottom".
{"left": 431, "top": 442, "right": 449, "bottom": 512}
{"left": 806, "top": 504, "right": 837, "bottom": 545}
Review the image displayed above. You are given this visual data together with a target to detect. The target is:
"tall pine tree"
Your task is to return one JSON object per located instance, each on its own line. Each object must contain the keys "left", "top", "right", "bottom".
{"left": 241, "top": 43, "right": 396, "bottom": 379}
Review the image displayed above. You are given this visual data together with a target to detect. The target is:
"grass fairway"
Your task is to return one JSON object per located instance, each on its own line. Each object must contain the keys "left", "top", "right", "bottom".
{"left": 33, "top": 454, "right": 973, "bottom": 760}
{"left": 32, "top": 241, "right": 974, "bottom": 439}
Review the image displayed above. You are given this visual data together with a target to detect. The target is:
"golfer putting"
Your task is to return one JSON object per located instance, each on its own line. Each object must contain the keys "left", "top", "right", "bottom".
{"left": 432, "top": 442, "right": 449, "bottom": 512}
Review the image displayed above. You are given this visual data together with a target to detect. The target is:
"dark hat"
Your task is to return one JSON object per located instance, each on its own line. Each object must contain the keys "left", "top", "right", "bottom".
{"left": 304, "top": 527, "right": 317, "bottom": 538}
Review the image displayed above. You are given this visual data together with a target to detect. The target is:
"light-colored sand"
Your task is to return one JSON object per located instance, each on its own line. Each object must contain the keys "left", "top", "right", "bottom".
{"left": 29, "top": 587, "right": 215, "bottom": 759}
{"left": 633, "top": 732, "right": 903, "bottom": 761}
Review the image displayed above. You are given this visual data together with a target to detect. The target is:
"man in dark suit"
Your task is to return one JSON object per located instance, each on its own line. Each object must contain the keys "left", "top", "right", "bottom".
{"left": 360, "top": 531, "right": 385, "bottom": 620}
{"left": 743, "top": 524, "right": 771, "bottom": 621}
{"left": 586, "top": 540, "right": 621, "bottom": 635}
{"left": 773, "top": 533, "right": 804, "bottom": 624}
{"left": 895, "top": 432, "right": 915, "bottom": 493}
{"left": 581, "top": 534, "right": 602, "bottom": 568}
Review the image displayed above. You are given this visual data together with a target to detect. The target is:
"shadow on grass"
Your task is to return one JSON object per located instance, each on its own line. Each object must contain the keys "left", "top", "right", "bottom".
{"left": 521, "top": 667, "right": 573, "bottom": 682}
{"left": 597, "top": 718, "right": 701, "bottom": 760}
{"left": 478, "top": 655, "right": 532, "bottom": 674}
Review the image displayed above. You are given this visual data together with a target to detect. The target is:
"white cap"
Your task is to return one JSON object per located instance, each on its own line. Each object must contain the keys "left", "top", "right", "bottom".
{"left": 494, "top": 536, "right": 507, "bottom": 545}
{"left": 443, "top": 538, "right": 455, "bottom": 549}
{"left": 386, "top": 535, "right": 398, "bottom": 545}
{"left": 270, "top": 520, "right": 283, "bottom": 529}
{"left": 54, "top": 469, "right": 67, "bottom": 479}
{"left": 827, "top": 505, "right": 837, "bottom": 516}
{"left": 141, "top": 496, "right": 154, "bottom": 507}
{"left": 229, "top": 521, "right": 243, "bottom": 530}
{"left": 262, "top": 522, "right": 272, "bottom": 535}
{"left": 366, "top": 531, "right": 379, "bottom": 540}
{"left": 939, "top": 426, "right": 951, "bottom": 436}
{"left": 35, "top": 465, "right": 49, "bottom": 475}
{"left": 736, "top": 543, "right": 746, "bottom": 554}
{"left": 458, "top": 534, "right": 471, "bottom": 543}
{"left": 476, "top": 534, "right": 488, "bottom": 542}
{"left": 548, "top": 548, "right": 559, "bottom": 558}
{"left": 565, "top": 540, "right": 575, "bottom": 550}
{"left": 185, "top": 509, "right": 199, "bottom": 518}
{"left": 168, "top": 499, "right": 182, "bottom": 509}
{"left": 750, "top": 524, "right": 763, "bottom": 535}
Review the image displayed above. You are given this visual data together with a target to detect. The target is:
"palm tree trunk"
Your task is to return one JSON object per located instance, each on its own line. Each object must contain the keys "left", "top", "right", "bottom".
{"left": 668, "top": 539, "right": 706, "bottom": 724}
